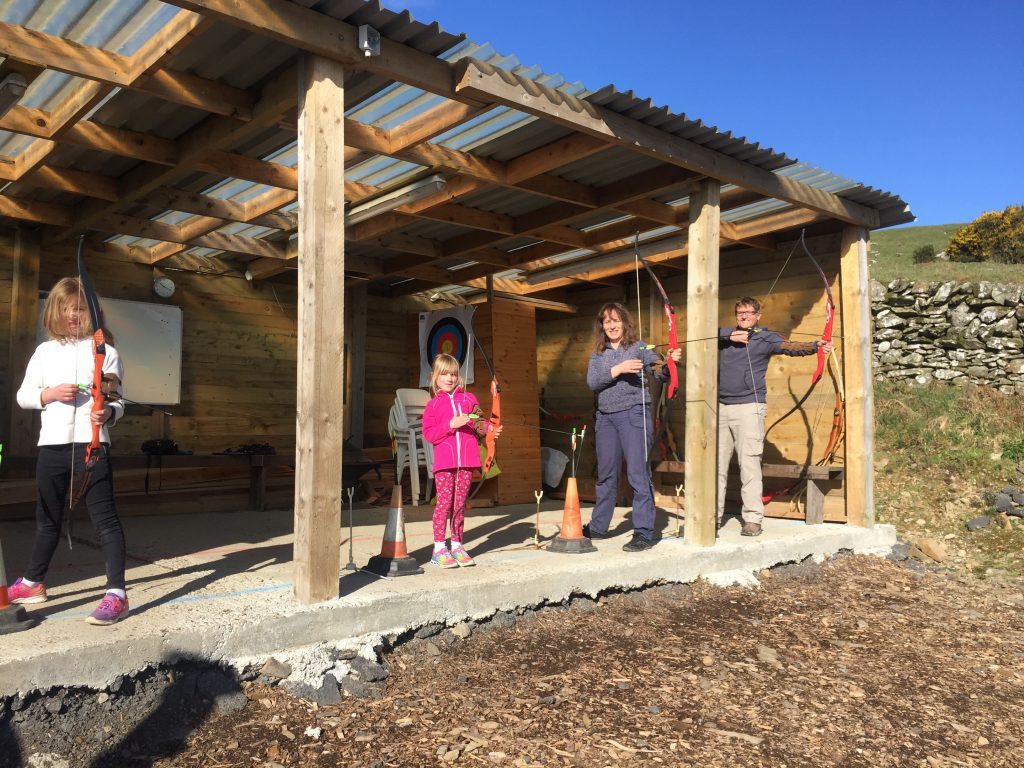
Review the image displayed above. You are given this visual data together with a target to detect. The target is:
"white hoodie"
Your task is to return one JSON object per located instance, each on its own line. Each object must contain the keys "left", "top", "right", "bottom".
{"left": 16, "top": 338, "right": 125, "bottom": 446}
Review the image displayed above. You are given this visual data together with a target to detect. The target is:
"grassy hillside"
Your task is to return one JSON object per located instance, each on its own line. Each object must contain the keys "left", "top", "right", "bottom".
{"left": 870, "top": 223, "right": 1024, "bottom": 284}
{"left": 868, "top": 225, "right": 1024, "bottom": 575}
{"left": 874, "top": 381, "right": 1024, "bottom": 576}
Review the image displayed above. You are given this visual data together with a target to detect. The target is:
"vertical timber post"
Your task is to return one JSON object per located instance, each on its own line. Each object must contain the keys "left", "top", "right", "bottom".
{"left": 7, "top": 228, "right": 41, "bottom": 456}
{"left": 345, "top": 284, "right": 367, "bottom": 447}
{"left": 684, "top": 179, "right": 721, "bottom": 547}
{"left": 839, "top": 226, "right": 874, "bottom": 527}
{"left": 294, "top": 55, "right": 345, "bottom": 603}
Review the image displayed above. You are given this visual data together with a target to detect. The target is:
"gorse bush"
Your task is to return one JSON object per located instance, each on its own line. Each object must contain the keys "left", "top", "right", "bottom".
{"left": 912, "top": 244, "right": 936, "bottom": 263}
{"left": 947, "top": 204, "right": 1024, "bottom": 264}
{"left": 1003, "top": 436, "right": 1024, "bottom": 462}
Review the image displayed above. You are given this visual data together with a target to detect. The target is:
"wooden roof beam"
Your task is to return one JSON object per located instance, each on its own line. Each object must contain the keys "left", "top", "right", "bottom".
{"left": 148, "top": 186, "right": 304, "bottom": 264}
{"left": 9, "top": 11, "right": 207, "bottom": 180}
{"left": 439, "top": 165, "right": 698, "bottom": 261}
{"left": 167, "top": 0, "right": 469, "bottom": 101}
{"left": 0, "top": 107, "right": 296, "bottom": 189}
{"left": 0, "top": 19, "right": 251, "bottom": 120}
{"left": 55, "top": 65, "right": 300, "bottom": 241}
{"left": 454, "top": 60, "right": 879, "bottom": 229}
{"left": 166, "top": 1, "right": 881, "bottom": 230}
{"left": 0, "top": 196, "right": 72, "bottom": 227}
{"left": 0, "top": 22, "right": 136, "bottom": 86}
{"left": 517, "top": 207, "right": 824, "bottom": 293}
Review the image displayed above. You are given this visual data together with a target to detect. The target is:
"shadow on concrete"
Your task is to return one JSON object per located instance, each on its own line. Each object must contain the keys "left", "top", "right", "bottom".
{"left": 86, "top": 655, "right": 242, "bottom": 768}
{"left": 6, "top": 515, "right": 293, "bottom": 622}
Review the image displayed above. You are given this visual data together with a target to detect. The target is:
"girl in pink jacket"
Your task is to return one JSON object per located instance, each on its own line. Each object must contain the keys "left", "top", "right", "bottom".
{"left": 421, "top": 353, "right": 499, "bottom": 568}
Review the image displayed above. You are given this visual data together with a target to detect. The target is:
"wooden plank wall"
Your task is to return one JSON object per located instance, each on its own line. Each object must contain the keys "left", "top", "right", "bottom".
{"left": 400, "top": 297, "right": 541, "bottom": 504}
{"left": 0, "top": 237, "right": 302, "bottom": 516}
{"left": 534, "top": 232, "right": 847, "bottom": 516}
{"left": 476, "top": 298, "right": 541, "bottom": 504}
{"left": 0, "top": 240, "right": 303, "bottom": 456}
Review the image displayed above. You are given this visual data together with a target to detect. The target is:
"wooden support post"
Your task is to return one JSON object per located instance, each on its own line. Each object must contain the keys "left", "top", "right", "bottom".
{"left": 344, "top": 284, "right": 367, "bottom": 446}
{"left": 7, "top": 228, "right": 41, "bottom": 456}
{"left": 250, "top": 456, "right": 269, "bottom": 513}
{"left": 293, "top": 55, "right": 346, "bottom": 603}
{"left": 683, "top": 179, "right": 720, "bottom": 547}
{"left": 839, "top": 226, "right": 874, "bottom": 526}
{"left": 805, "top": 480, "right": 825, "bottom": 525}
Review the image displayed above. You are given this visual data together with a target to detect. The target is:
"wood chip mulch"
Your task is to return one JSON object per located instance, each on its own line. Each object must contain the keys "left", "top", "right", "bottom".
{"left": 158, "top": 556, "right": 1024, "bottom": 767}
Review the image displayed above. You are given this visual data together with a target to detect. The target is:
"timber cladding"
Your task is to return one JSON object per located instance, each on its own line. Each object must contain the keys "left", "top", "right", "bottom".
{"left": 401, "top": 297, "right": 542, "bottom": 505}
{"left": 534, "top": 234, "right": 847, "bottom": 514}
{"left": 0, "top": 241, "right": 301, "bottom": 517}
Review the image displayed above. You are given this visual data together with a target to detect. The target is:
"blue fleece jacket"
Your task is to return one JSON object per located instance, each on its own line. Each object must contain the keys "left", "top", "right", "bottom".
{"left": 587, "top": 341, "right": 669, "bottom": 413}
{"left": 718, "top": 326, "right": 818, "bottom": 405}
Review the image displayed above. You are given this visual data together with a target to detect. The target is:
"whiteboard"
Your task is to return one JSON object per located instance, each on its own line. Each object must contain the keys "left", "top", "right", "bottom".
{"left": 38, "top": 297, "right": 183, "bottom": 405}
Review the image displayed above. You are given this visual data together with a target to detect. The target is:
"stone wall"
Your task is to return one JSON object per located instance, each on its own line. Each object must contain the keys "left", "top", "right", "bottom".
{"left": 871, "top": 280, "right": 1024, "bottom": 393}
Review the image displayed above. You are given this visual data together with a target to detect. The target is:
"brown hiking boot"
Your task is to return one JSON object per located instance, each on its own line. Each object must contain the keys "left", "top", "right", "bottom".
{"left": 740, "top": 522, "right": 762, "bottom": 537}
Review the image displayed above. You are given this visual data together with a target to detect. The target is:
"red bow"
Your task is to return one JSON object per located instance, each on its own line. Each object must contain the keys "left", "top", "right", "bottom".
{"left": 468, "top": 333, "right": 501, "bottom": 500}
{"left": 638, "top": 255, "right": 679, "bottom": 400}
{"left": 70, "top": 235, "right": 107, "bottom": 510}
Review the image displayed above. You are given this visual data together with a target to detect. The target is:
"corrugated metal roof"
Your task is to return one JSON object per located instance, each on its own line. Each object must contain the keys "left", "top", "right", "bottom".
{"left": 0, "top": 0, "right": 912, "bottom": 276}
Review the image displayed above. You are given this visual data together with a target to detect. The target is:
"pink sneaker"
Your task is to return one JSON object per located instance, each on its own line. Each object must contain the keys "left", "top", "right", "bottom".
{"left": 8, "top": 578, "right": 47, "bottom": 604}
{"left": 86, "top": 593, "right": 129, "bottom": 625}
{"left": 450, "top": 546, "right": 476, "bottom": 567}
{"left": 430, "top": 548, "right": 458, "bottom": 569}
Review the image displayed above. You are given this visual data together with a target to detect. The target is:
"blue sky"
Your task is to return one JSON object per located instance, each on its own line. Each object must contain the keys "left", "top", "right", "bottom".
{"left": 385, "top": 0, "right": 1023, "bottom": 228}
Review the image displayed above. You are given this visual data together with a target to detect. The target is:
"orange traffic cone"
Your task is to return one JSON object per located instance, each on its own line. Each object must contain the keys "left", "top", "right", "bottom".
{"left": 0, "top": 540, "right": 35, "bottom": 634}
{"left": 366, "top": 485, "right": 423, "bottom": 577}
{"left": 549, "top": 477, "right": 597, "bottom": 554}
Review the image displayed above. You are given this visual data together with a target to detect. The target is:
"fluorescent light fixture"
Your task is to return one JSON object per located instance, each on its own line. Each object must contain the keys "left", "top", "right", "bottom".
{"left": 0, "top": 73, "right": 27, "bottom": 118}
{"left": 346, "top": 174, "right": 447, "bottom": 225}
{"left": 483, "top": 290, "right": 577, "bottom": 313}
{"left": 424, "top": 289, "right": 576, "bottom": 314}
{"left": 525, "top": 234, "right": 687, "bottom": 285}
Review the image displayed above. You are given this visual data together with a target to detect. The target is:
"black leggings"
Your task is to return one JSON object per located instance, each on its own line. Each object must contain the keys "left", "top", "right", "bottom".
{"left": 25, "top": 444, "right": 126, "bottom": 591}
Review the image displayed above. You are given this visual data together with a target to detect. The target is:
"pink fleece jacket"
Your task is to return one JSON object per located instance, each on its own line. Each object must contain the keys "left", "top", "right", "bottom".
{"left": 422, "top": 387, "right": 483, "bottom": 472}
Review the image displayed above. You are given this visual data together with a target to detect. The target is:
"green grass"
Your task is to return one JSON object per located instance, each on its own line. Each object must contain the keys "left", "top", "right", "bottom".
{"left": 870, "top": 224, "right": 1024, "bottom": 284}
{"left": 874, "top": 380, "right": 1024, "bottom": 576}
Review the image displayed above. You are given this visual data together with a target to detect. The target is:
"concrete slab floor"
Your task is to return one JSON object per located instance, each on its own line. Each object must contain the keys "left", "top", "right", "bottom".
{"left": 0, "top": 501, "right": 897, "bottom": 696}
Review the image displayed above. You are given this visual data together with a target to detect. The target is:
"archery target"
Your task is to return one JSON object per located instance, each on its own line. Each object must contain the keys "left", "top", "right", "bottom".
{"left": 419, "top": 305, "right": 476, "bottom": 387}
{"left": 426, "top": 318, "right": 469, "bottom": 367}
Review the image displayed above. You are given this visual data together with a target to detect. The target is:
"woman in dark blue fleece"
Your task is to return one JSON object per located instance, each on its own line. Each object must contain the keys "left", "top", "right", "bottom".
{"left": 586, "top": 302, "right": 682, "bottom": 551}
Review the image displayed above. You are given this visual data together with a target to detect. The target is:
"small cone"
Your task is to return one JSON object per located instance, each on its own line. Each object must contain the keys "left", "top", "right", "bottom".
{"left": 366, "top": 485, "right": 423, "bottom": 577}
{"left": 0, "top": 543, "right": 35, "bottom": 634}
{"left": 549, "top": 478, "right": 596, "bottom": 554}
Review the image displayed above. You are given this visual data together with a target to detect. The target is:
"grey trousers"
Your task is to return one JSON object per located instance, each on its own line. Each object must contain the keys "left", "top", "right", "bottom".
{"left": 717, "top": 402, "right": 767, "bottom": 524}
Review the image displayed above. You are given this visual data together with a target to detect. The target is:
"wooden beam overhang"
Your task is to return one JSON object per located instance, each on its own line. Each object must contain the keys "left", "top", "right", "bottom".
{"left": 165, "top": 0, "right": 881, "bottom": 232}
{"left": 0, "top": 0, "right": 901, "bottom": 301}
{"left": 6, "top": 10, "right": 210, "bottom": 180}
{"left": 453, "top": 59, "right": 880, "bottom": 230}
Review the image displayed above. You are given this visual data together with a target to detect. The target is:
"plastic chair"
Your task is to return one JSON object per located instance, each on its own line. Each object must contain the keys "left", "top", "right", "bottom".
{"left": 389, "top": 389, "right": 434, "bottom": 503}
{"left": 397, "top": 388, "right": 434, "bottom": 502}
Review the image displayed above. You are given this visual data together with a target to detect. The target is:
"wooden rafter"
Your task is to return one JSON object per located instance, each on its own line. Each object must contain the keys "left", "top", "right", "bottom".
{"left": 165, "top": 0, "right": 881, "bottom": 230}
{"left": 10, "top": 10, "right": 208, "bottom": 180}
{"left": 453, "top": 59, "right": 879, "bottom": 229}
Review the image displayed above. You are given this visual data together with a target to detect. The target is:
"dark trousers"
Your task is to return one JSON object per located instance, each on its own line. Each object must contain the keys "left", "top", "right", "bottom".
{"left": 591, "top": 404, "right": 656, "bottom": 539}
{"left": 26, "top": 444, "right": 126, "bottom": 591}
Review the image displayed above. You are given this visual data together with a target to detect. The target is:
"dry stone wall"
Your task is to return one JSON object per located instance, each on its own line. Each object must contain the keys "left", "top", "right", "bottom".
{"left": 871, "top": 279, "right": 1024, "bottom": 393}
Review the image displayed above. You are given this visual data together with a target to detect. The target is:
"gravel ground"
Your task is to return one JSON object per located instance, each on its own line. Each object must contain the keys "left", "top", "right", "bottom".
{"left": 3, "top": 554, "right": 1024, "bottom": 767}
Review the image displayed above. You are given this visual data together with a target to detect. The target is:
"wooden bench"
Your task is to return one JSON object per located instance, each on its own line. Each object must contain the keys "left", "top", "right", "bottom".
{"left": 653, "top": 460, "right": 845, "bottom": 524}
{"left": 1, "top": 452, "right": 382, "bottom": 514}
